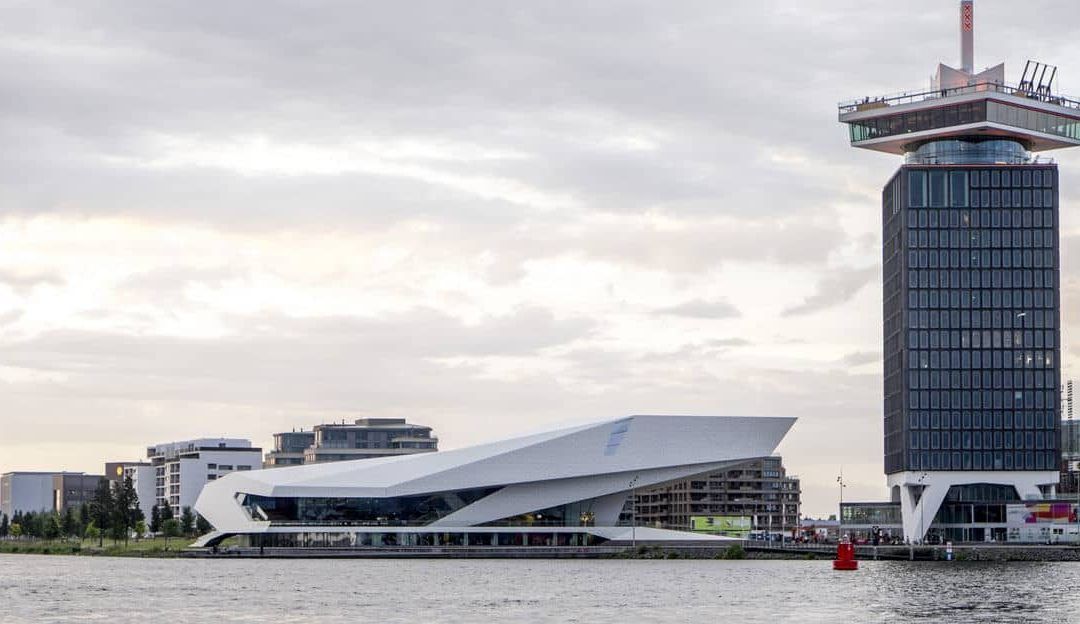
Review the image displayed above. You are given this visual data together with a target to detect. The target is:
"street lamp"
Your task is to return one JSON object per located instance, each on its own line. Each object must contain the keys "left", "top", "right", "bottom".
{"left": 837, "top": 471, "right": 846, "bottom": 540}
{"left": 628, "top": 475, "right": 640, "bottom": 550}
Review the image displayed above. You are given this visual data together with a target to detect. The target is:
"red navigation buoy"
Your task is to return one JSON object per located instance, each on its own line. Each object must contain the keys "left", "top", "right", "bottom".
{"left": 833, "top": 536, "right": 858, "bottom": 571}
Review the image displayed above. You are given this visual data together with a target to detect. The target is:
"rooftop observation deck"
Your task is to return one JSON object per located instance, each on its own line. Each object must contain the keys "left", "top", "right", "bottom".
{"left": 838, "top": 81, "right": 1080, "bottom": 155}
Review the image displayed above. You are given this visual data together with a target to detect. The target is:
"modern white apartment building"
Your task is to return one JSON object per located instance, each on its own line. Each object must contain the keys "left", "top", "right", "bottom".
{"left": 147, "top": 439, "right": 262, "bottom": 517}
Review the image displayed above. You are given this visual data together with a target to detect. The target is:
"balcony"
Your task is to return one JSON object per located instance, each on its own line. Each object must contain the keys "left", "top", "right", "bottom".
{"left": 839, "top": 81, "right": 1080, "bottom": 116}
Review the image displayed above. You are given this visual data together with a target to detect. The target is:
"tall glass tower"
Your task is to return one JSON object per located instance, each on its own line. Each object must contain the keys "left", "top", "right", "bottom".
{"left": 839, "top": 1, "right": 1080, "bottom": 542}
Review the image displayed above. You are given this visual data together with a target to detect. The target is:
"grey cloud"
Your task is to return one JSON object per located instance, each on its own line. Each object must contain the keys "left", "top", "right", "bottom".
{"left": 0, "top": 309, "right": 24, "bottom": 326}
{"left": 3, "top": 307, "right": 595, "bottom": 376}
{"left": 707, "top": 338, "right": 751, "bottom": 348}
{"left": 1061, "top": 234, "right": 1080, "bottom": 276}
{"left": 0, "top": 267, "right": 64, "bottom": 293}
{"left": 781, "top": 266, "right": 877, "bottom": 317}
{"left": 574, "top": 217, "right": 845, "bottom": 272}
{"left": 0, "top": 0, "right": 1018, "bottom": 232}
{"left": 837, "top": 350, "right": 882, "bottom": 367}
{"left": 656, "top": 299, "right": 740, "bottom": 319}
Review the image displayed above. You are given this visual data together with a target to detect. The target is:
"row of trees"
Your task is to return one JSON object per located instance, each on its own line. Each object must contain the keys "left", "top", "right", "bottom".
{"left": 0, "top": 475, "right": 212, "bottom": 545}
{"left": 148, "top": 503, "right": 210, "bottom": 538}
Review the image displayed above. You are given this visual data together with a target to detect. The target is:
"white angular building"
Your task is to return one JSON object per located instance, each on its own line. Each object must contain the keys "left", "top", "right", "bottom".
{"left": 194, "top": 415, "right": 795, "bottom": 548}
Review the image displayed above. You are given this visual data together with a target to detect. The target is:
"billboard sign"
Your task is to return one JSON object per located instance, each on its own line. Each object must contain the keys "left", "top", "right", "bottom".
{"left": 691, "top": 515, "right": 751, "bottom": 536}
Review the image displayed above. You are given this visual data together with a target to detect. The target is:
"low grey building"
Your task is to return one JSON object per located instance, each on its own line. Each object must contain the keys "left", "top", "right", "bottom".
{"left": 1, "top": 472, "right": 57, "bottom": 518}
{"left": 1, "top": 471, "right": 99, "bottom": 518}
{"left": 53, "top": 473, "right": 105, "bottom": 513}
{"left": 263, "top": 430, "right": 316, "bottom": 467}
{"left": 1058, "top": 419, "right": 1080, "bottom": 494}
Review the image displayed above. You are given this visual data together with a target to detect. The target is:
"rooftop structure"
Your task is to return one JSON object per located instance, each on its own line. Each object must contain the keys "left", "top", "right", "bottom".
{"left": 840, "top": 1, "right": 1080, "bottom": 159}
{"left": 264, "top": 418, "right": 438, "bottom": 467}
{"left": 193, "top": 415, "right": 795, "bottom": 549}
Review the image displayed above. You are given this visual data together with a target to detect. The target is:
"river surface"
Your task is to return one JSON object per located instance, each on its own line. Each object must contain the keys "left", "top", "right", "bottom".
{"left": 1, "top": 555, "right": 1078, "bottom": 623}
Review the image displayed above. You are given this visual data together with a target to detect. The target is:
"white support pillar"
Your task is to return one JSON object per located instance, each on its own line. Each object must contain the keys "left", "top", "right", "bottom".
{"left": 888, "top": 471, "right": 1058, "bottom": 543}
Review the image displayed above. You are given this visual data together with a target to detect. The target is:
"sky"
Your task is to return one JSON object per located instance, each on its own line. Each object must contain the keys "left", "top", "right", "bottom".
{"left": 3, "top": 0, "right": 1080, "bottom": 518}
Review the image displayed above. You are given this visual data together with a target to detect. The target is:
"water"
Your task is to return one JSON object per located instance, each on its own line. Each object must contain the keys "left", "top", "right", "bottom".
{"left": 2, "top": 555, "right": 1079, "bottom": 623}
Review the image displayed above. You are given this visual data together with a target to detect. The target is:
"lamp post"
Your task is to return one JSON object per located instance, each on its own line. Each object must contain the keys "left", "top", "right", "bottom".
{"left": 628, "top": 475, "right": 640, "bottom": 550}
{"left": 837, "top": 470, "right": 846, "bottom": 540}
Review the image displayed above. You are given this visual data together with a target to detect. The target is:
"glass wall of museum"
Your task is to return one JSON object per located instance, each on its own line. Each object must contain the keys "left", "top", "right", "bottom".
{"left": 240, "top": 532, "right": 607, "bottom": 548}
{"left": 240, "top": 487, "right": 500, "bottom": 526}
{"left": 898, "top": 167, "right": 1061, "bottom": 472}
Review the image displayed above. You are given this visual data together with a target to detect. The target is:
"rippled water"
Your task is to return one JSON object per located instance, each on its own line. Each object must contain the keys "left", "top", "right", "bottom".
{"left": 2, "top": 555, "right": 1080, "bottom": 623}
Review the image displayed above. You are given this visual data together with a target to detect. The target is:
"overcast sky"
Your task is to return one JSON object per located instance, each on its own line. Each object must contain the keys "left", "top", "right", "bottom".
{"left": 3, "top": 0, "right": 1080, "bottom": 517}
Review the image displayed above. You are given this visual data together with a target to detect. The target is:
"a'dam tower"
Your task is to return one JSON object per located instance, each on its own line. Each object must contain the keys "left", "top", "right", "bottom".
{"left": 839, "top": 1, "right": 1080, "bottom": 542}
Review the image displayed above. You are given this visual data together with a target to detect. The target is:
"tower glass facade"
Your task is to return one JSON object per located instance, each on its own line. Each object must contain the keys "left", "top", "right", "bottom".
{"left": 883, "top": 161, "right": 1061, "bottom": 475}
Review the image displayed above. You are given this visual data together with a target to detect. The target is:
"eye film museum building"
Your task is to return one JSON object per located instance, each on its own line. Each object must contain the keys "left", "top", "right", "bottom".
{"left": 192, "top": 415, "right": 795, "bottom": 549}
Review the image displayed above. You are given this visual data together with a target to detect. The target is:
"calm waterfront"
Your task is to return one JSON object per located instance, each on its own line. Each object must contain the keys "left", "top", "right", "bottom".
{"left": 2, "top": 555, "right": 1079, "bottom": 623}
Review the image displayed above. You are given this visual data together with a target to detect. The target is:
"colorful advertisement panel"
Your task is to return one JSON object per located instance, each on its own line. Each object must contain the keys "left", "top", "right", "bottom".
{"left": 1006, "top": 502, "right": 1077, "bottom": 525}
{"left": 691, "top": 515, "right": 751, "bottom": 536}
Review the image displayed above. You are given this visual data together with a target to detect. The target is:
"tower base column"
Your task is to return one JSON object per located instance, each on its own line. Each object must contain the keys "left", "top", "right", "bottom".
{"left": 887, "top": 471, "right": 1058, "bottom": 543}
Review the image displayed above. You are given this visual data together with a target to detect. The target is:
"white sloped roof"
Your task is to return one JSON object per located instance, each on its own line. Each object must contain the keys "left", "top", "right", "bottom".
{"left": 195, "top": 415, "right": 795, "bottom": 532}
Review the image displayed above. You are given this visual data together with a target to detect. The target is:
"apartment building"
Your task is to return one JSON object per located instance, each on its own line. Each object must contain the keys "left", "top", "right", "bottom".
{"left": 634, "top": 456, "right": 801, "bottom": 535}
{"left": 147, "top": 439, "right": 262, "bottom": 517}
{"left": 264, "top": 418, "right": 437, "bottom": 467}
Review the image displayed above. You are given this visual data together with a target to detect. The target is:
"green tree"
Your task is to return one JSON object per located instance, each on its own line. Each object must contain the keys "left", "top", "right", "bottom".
{"left": 77, "top": 503, "right": 90, "bottom": 538}
{"left": 162, "top": 518, "right": 181, "bottom": 549}
{"left": 134, "top": 520, "right": 148, "bottom": 541}
{"left": 113, "top": 476, "right": 140, "bottom": 546}
{"left": 24, "top": 511, "right": 44, "bottom": 539}
{"left": 150, "top": 505, "right": 162, "bottom": 534}
{"left": 160, "top": 504, "right": 174, "bottom": 521}
{"left": 44, "top": 512, "right": 62, "bottom": 541}
{"left": 62, "top": 506, "right": 77, "bottom": 540}
{"left": 0, "top": 513, "right": 8, "bottom": 538}
{"left": 195, "top": 514, "right": 212, "bottom": 535}
{"left": 84, "top": 521, "right": 100, "bottom": 542}
{"left": 9, "top": 523, "right": 22, "bottom": 539}
{"left": 88, "top": 479, "right": 113, "bottom": 547}
{"left": 180, "top": 507, "right": 195, "bottom": 537}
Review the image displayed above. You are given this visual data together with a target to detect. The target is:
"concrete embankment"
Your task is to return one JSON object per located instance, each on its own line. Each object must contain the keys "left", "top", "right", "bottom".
{"left": 747, "top": 542, "right": 1080, "bottom": 562}
{"left": 183, "top": 542, "right": 1080, "bottom": 561}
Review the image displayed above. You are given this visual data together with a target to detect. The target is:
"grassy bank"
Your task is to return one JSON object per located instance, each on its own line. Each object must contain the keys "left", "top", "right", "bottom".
{"left": 0, "top": 536, "right": 196, "bottom": 557}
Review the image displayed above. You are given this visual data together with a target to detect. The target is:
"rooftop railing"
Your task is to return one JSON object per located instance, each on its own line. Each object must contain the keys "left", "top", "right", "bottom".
{"left": 839, "top": 81, "right": 1080, "bottom": 116}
